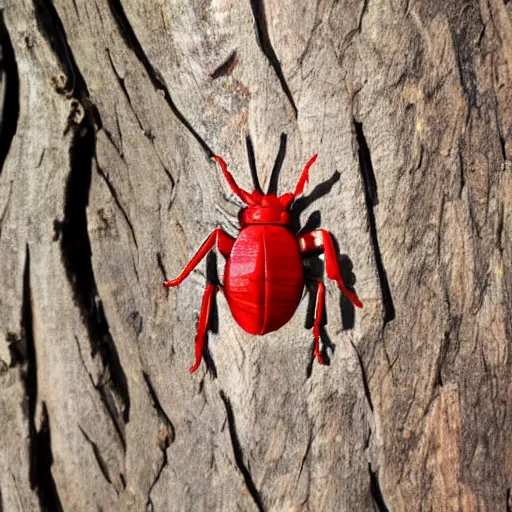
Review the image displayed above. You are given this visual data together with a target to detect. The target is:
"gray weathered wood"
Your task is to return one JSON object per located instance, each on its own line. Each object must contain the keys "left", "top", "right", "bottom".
{"left": 0, "top": 0, "right": 511, "bottom": 510}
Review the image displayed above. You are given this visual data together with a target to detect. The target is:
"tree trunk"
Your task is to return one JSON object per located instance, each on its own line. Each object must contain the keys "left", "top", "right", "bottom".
{"left": 1, "top": 0, "right": 511, "bottom": 510}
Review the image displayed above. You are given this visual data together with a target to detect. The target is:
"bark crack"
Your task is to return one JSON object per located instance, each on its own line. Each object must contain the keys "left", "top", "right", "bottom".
{"left": 458, "top": 141, "right": 466, "bottom": 197}
{"left": 453, "top": 33, "right": 478, "bottom": 116}
{"left": 30, "top": 404, "right": 64, "bottom": 512}
{"left": 350, "top": 340, "right": 374, "bottom": 412}
{"left": 32, "top": 0, "right": 132, "bottom": 444}
{"left": 0, "top": 11, "right": 20, "bottom": 176}
{"left": 358, "top": 0, "right": 370, "bottom": 31}
{"left": 61, "top": 109, "right": 131, "bottom": 439}
{"left": 105, "top": 48, "right": 144, "bottom": 133}
{"left": 73, "top": 335, "right": 127, "bottom": 452}
{"left": 142, "top": 373, "right": 173, "bottom": 510}
{"left": 78, "top": 425, "right": 115, "bottom": 489}
{"left": 369, "top": 464, "right": 390, "bottom": 512}
{"left": 219, "top": 391, "right": 265, "bottom": 512}
{"left": 146, "top": 454, "right": 168, "bottom": 511}
{"left": 106, "top": 0, "right": 213, "bottom": 156}
{"left": 211, "top": 51, "right": 238, "bottom": 79}
{"left": 22, "top": 247, "right": 63, "bottom": 511}
{"left": 96, "top": 162, "right": 138, "bottom": 249}
{"left": 104, "top": 48, "right": 176, "bottom": 188}
{"left": 248, "top": 0, "right": 298, "bottom": 117}
{"left": 354, "top": 120, "right": 395, "bottom": 325}
{"left": 156, "top": 252, "right": 167, "bottom": 281}
{"left": 142, "top": 372, "right": 175, "bottom": 445}
{"left": 295, "top": 430, "right": 312, "bottom": 498}
{"left": 32, "top": 0, "right": 89, "bottom": 96}
{"left": 0, "top": 181, "right": 12, "bottom": 237}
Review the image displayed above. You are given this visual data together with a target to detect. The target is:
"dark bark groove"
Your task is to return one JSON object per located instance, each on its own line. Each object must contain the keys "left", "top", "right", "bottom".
{"left": 142, "top": 372, "right": 175, "bottom": 443}
{"left": 350, "top": 341, "right": 373, "bottom": 412}
{"left": 248, "top": 0, "right": 298, "bottom": 117}
{"left": 32, "top": 0, "right": 89, "bottom": 96}
{"left": 23, "top": 248, "right": 63, "bottom": 512}
{"left": 96, "top": 162, "right": 138, "bottom": 249}
{"left": 211, "top": 51, "right": 238, "bottom": 80}
{"left": 78, "top": 426, "right": 114, "bottom": 488}
{"left": 220, "top": 391, "right": 265, "bottom": 512}
{"left": 33, "top": 0, "right": 132, "bottom": 441}
{"left": 106, "top": 0, "right": 214, "bottom": 157}
{"left": 354, "top": 120, "right": 395, "bottom": 325}
{"left": 0, "top": 10, "right": 19, "bottom": 175}
{"left": 369, "top": 465, "right": 390, "bottom": 512}
{"left": 62, "top": 110, "right": 130, "bottom": 442}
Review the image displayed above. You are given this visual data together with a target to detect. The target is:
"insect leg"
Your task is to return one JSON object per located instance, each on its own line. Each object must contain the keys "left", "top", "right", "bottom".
{"left": 164, "top": 228, "right": 234, "bottom": 287}
{"left": 294, "top": 154, "right": 318, "bottom": 197}
{"left": 190, "top": 283, "right": 218, "bottom": 373}
{"left": 298, "top": 230, "right": 363, "bottom": 308}
{"left": 212, "top": 156, "right": 253, "bottom": 204}
{"left": 313, "top": 281, "right": 327, "bottom": 365}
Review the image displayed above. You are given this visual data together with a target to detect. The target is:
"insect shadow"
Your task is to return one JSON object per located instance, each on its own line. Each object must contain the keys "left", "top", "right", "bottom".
{"left": 291, "top": 154, "right": 356, "bottom": 370}
{"left": 203, "top": 251, "right": 219, "bottom": 378}
{"left": 266, "top": 134, "right": 360, "bottom": 371}
{"left": 297, "top": 209, "right": 359, "bottom": 376}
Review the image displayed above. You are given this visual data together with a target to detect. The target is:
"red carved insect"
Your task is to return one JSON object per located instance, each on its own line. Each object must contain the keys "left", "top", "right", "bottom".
{"left": 164, "top": 147, "right": 363, "bottom": 373}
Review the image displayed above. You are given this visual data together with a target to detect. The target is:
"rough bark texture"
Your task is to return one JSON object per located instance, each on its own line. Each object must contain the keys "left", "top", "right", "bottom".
{"left": 0, "top": 0, "right": 511, "bottom": 510}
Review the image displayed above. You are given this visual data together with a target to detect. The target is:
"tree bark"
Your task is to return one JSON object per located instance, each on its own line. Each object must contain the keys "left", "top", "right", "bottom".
{"left": 1, "top": 0, "right": 511, "bottom": 510}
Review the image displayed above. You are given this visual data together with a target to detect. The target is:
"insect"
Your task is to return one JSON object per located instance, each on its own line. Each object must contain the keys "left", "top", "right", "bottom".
{"left": 164, "top": 142, "right": 363, "bottom": 373}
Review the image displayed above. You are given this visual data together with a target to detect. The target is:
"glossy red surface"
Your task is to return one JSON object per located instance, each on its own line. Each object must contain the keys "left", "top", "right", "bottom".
{"left": 224, "top": 225, "right": 304, "bottom": 335}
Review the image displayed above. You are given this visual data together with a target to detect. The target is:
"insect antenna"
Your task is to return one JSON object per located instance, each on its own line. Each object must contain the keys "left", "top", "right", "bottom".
{"left": 245, "top": 136, "right": 263, "bottom": 194}
{"left": 267, "top": 133, "right": 287, "bottom": 195}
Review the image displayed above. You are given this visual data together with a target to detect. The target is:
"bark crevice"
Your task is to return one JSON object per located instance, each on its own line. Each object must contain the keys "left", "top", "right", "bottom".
{"left": 106, "top": 48, "right": 144, "bottom": 133}
{"left": 31, "top": 403, "right": 64, "bottom": 512}
{"left": 33, "top": 0, "right": 132, "bottom": 434}
{"left": 32, "top": 0, "right": 89, "bottom": 95}
{"left": 220, "top": 391, "right": 265, "bottom": 512}
{"left": 211, "top": 51, "right": 238, "bottom": 80}
{"left": 106, "top": 0, "right": 213, "bottom": 156}
{"left": 369, "top": 464, "right": 390, "bottom": 512}
{"left": 354, "top": 120, "right": 395, "bottom": 325}
{"left": 142, "top": 372, "right": 175, "bottom": 443}
{"left": 23, "top": 247, "right": 63, "bottom": 511}
{"left": 62, "top": 111, "right": 130, "bottom": 441}
{"left": 33, "top": 0, "right": 136, "bottom": 437}
{"left": 146, "top": 455, "right": 168, "bottom": 511}
{"left": 0, "top": 11, "right": 20, "bottom": 175}
{"left": 350, "top": 340, "right": 374, "bottom": 412}
{"left": 104, "top": 46, "right": 176, "bottom": 189}
{"left": 358, "top": 0, "right": 370, "bottom": 31}
{"left": 143, "top": 373, "right": 173, "bottom": 510}
{"left": 248, "top": 0, "right": 298, "bottom": 117}
{"left": 78, "top": 425, "right": 115, "bottom": 488}
{"left": 96, "top": 162, "right": 138, "bottom": 249}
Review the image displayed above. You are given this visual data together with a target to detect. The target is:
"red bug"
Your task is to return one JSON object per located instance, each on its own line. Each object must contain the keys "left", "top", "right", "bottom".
{"left": 164, "top": 149, "right": 363, "bottom": 373}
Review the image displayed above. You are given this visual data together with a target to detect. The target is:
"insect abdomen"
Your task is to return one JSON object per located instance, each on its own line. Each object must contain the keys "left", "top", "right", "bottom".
{"left": 224, "top": 225, "right": 304, "bottom": 335}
